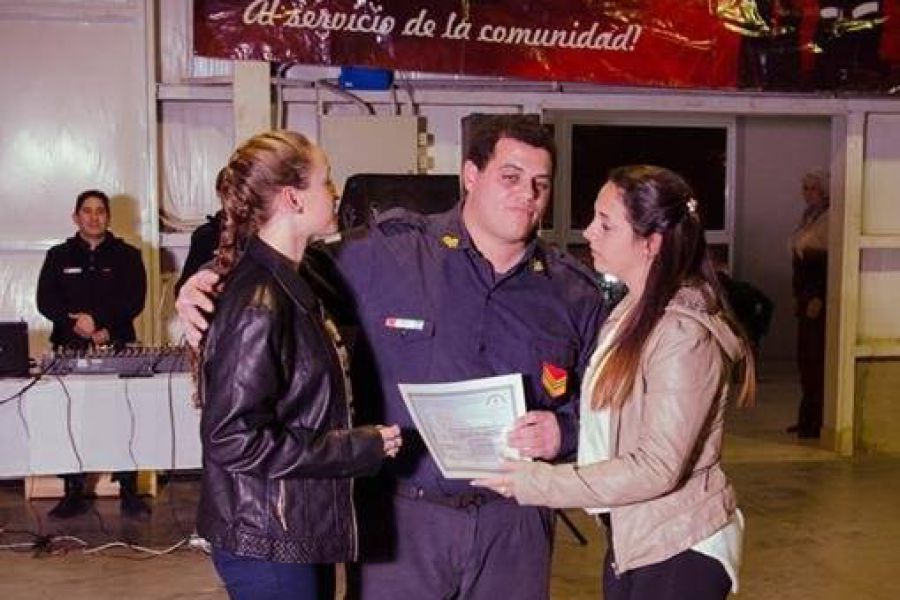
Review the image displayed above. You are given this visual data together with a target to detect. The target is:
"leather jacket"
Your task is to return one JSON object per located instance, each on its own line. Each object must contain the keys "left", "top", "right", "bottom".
{"left": 511, "top": 286, "right": 746, "bottom": 574}
{"left": 196, "top": 236, "right": 385, "bottom": 563}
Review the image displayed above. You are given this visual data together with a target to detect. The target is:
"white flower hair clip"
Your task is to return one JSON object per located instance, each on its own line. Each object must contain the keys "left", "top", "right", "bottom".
{"left": 686, "top": 197, "right": 699, "bottom": 216}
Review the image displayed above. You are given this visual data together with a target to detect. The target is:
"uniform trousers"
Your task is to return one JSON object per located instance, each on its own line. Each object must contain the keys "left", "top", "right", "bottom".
{"left": 348, "top": 489, "right": 554, "bottom": 599}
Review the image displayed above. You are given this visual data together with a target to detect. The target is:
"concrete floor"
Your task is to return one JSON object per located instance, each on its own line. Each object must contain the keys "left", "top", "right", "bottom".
{"left": 1, "top": 362, "right": 898, "bottom": 599}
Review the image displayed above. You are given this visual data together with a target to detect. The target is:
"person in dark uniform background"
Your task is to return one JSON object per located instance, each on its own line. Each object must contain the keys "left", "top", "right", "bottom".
{"left": 177, "top": 117, "right": 608, "bottom": 599}
{"left": 173, "top": 209, "right": 222, "bottom": 297}
{"left": 36, "top": 189, "right": 150, "bottom": 519}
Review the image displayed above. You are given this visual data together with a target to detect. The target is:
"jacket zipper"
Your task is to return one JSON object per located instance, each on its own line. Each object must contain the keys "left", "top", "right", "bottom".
{"left": 608, "top": 513, "right": 621, "bottom": 578}
{"left": 349, "top": 477, "right": 358, "bottom": 560}
{"left": 346, "top": 382, "right": 359, "bottom": 560}
{"left": 325, "top": 312, "right": 359, "bottom": 560}
{"left": 276, "top": 479, "right": 288, "bottom": 532}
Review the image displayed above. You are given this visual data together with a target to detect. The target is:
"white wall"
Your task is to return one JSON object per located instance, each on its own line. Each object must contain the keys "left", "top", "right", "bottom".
{"left": 0, "top": 1, "right": 155, "bottom": 354}
{"left": 736, "top": 116, "right": 833, "bottom": 361}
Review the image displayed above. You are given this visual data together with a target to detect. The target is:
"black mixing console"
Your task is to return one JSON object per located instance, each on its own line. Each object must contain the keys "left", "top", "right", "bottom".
{"left": 40, "top": 345, "right": 191, "bottom": 376}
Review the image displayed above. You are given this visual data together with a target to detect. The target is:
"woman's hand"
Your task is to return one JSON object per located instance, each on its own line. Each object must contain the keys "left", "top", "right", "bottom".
{"left": 471, "top": 460, "right": 527, "bottom": 499}
{"left": 378, "top": 424, "right": 403, "bottom": 458}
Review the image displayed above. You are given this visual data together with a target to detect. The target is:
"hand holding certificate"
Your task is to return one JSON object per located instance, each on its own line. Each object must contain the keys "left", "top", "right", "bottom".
{"left": 398, "top": 373, "right": 529, "bottom": 479}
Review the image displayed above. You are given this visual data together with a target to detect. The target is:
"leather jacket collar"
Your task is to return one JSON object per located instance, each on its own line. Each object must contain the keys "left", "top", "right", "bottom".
{"left": 246, "top": 236, "right": 318, "bottom": 315}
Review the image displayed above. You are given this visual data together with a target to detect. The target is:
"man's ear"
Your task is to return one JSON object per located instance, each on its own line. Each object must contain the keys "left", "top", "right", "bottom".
{"left": 462, "top": 160, "right": 480, "bottom": 195}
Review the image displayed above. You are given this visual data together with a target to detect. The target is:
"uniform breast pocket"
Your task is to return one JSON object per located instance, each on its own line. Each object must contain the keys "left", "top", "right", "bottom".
{"left": 375, "top": 314, "right": 436, "bottom": 380}
{"left": 378, "top": 314, "right": 435, "bottom": 344}
{"left": 530, "top": 337, "right": 577, "bottom": 407}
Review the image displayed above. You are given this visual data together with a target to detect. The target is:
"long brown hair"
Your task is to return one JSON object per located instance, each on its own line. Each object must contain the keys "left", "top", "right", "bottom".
{"left": 592, "top": 165, "right": 755, "bottom": 410}
{"left": 191, "top": 130, "right": 316, "bottom": 404}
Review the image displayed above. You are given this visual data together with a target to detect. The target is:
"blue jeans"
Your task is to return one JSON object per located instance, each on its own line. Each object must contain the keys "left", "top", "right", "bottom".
{"left": 211, "top": 547, "right": 335, "bottom": 600}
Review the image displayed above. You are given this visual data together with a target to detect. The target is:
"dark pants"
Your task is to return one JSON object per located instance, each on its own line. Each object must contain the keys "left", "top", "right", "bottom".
{"left": 796, "top": 308, "right": 826, "bottom": 437}
{"left": 211, "top": 548, "right": 334, "bottom": 600}
{"left": 61, "top": 471, "right": 139, "bottom": 495}
{"left": 348, "top": 491, "right": 554, "bottom": 600}
{"left": 603, "top": 547, "right": 731, "bottom": 600}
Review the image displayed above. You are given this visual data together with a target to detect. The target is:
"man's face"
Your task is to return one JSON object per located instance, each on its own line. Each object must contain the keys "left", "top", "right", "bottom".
{"left": 462, "top": 137, "right": 552, "bottom": 247}
{"left": 73, "top": 196, "right": 109, "bottom": 240}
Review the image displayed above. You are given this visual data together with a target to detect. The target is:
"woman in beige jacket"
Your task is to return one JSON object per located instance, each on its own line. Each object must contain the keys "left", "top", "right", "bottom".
{"left": 475, "top": 165, "right": 754, "bottom": 599}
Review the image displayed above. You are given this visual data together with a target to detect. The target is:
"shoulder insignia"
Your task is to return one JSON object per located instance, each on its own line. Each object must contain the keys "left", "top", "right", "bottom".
{"left": 440, "top": 233, "right": 460, "bottom": 249}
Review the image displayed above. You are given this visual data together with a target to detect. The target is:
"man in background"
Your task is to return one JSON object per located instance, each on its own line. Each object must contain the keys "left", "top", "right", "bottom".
{"left": 36, "top": 189, "right": 150, "bottom": 519}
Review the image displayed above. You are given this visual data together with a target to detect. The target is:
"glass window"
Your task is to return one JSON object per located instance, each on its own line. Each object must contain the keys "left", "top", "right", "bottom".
{"left": 570, "top": 125, "right": 728, "bottom": 231}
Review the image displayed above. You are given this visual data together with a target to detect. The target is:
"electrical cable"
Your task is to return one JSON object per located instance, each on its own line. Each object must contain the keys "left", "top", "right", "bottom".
{"left": 0, "top": 533, "right": 192, "bottom": 557}
{"left": 0, "top": 370, "right": 44, "bottom": 406}
{"left": 53, "top": 375, "right": 85, "bottom": 473}
{"left": 316, "top": 79, "right": 376, "bottom": 115}
{"left": 83, "top": 537, "right": 190, "bottom": 557}
{"left": 15, "top": 390, "right": 30, "bottom": 443}
{"left": 163, "top": 342, "right": 193, "bottom": 540}
{"left": 122, "top": 378, "right": 140, "bottom": 471}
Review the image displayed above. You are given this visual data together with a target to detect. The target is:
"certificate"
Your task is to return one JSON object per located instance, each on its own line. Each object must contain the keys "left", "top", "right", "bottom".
{"left": 398, "top": 373, "right": 528, "bottom": 479}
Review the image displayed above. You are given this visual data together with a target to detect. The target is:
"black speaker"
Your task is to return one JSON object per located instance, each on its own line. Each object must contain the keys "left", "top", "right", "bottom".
{"left": 0, "top": 322, "right": 29, "bottom": 378}
{"left": 339, "top": 173, "right": 461, "bottom": 230}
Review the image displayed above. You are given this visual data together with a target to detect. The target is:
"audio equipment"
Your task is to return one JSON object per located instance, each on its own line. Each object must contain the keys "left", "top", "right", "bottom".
{"left": 40, "top": 345, "right": 190, "bottom": 377}
{"left": 0, "top": 322, "right": 30, "bottom": 378}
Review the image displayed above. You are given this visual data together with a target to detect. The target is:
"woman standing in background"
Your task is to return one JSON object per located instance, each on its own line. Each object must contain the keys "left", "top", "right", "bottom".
{"left": 788, "top": 168, "right": 830, "bottom": 439}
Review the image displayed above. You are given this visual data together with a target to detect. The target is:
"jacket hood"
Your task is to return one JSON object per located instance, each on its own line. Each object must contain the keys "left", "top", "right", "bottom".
{"left": 666, "top": 285, "right": 745, "bottom": 363}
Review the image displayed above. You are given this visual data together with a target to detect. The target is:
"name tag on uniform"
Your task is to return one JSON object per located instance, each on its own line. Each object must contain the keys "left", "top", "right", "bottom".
{"left": 63, "top": 267, "right": 82, "bottom": 274}
{"left": 384, "top": 317, "right": 425, "bottom": 331}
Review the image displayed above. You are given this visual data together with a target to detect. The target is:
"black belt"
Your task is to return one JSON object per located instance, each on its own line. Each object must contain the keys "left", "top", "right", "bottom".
{"left": 394, "top": 482, "right": 502, "bottom": 509}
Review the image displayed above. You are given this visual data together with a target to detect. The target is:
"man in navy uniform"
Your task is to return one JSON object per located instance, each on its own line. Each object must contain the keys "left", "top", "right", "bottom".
{"left": 178, "top": 117, "right": 606, "bottom": 598}
{"left": 36, "top": 189, "right": 150, "bottom": 519}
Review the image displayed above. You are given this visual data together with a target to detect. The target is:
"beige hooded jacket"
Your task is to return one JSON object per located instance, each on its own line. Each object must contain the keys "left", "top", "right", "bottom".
{"left": 511, "top": 285, "right": 746, "bottom": 575}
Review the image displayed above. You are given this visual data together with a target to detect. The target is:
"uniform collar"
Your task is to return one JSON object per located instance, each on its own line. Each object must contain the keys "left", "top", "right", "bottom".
{"left": 70, "top": 232, "right": 112, "bottom": 252}
{"left": 429, "top": 203, "right": 549, "bottom": 277}
{"left": 246, "top": 236, "right": 318, "bottom": 314}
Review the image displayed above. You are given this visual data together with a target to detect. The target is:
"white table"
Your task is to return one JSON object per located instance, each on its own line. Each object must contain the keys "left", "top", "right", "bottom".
{"left": 0, "top": 373, "right": 201, "bottom": 477}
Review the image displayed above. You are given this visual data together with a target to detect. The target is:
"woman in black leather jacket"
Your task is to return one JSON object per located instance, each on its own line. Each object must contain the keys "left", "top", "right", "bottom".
{"left": 196, "top": 130, "right": 402, "bottom": 600}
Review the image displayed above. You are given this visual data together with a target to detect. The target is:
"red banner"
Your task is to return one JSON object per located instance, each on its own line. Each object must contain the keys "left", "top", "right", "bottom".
{"left": 194, "top": 1, "right": 900, "bottom": 93}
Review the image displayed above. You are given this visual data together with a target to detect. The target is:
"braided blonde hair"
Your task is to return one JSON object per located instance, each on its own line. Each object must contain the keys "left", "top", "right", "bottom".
{"left": 192, "top": 130, "right": 316, "bottom": 405}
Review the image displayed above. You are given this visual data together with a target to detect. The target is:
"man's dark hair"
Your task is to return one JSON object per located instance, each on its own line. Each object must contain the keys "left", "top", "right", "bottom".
{"left": 464, "top": 115, "right": 556, "bottom": 174}
{"left": 74, "top": 189, "right": 110, "bottom": 213}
